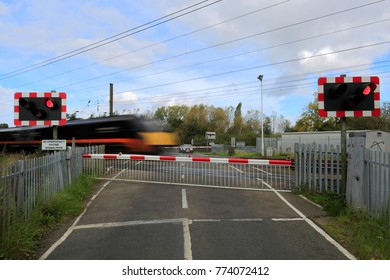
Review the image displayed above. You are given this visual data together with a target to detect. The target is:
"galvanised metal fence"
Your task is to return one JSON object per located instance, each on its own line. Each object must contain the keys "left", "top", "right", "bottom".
{"left": 363, "top": 149, "right": 390, "bottom": 217}
{"left": 0, "top": 146, "right": 103, "bottom": 235}
{"left": 82, "top": 154, "right": 293, "bottom": 191}
{"left": 295, "top": 142, "right": 390, "bottom": 219}
{"left": 294, "top": 143, "right": 341, "bottom": 193}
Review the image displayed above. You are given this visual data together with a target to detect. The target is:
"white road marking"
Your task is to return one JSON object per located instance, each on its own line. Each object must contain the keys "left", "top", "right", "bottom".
{"left": 94, "top": 178, "right": 291, "bottom": 192}
{"left": 73, "top": 218, "right": 185, "bottom": 230}
{"left": 252, "top": 166, "right": 272, "bottom": 175}
{"left": 39, "top": 169, "right": 126, "bottom": 260}
{"left": 299, "top": 194, "right": 323, "bottom": 209}
{"left": 228, "top": 165, "right": 244, "bottom": 173}
{"left": 193, "top": 218, "right": 264, "bottom": 222}
{"left": 182, "top": 218, "right": 193, "bottom": 260}
{"left": 272, "top": 218, "right": 304, "bottom": 221}
{"left": 262, "top": 181, "right": 356, "bottom": 260}
{"left": 65, "top": 217, "right": 194, "bottom": 261}
{"left": 182, "top": 188, "right": 188, "bottom": 209}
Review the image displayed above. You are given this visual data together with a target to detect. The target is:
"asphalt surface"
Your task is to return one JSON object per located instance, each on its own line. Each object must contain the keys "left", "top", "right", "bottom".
{"left": 40, "top": 178, "right": 353, "bottom": 260}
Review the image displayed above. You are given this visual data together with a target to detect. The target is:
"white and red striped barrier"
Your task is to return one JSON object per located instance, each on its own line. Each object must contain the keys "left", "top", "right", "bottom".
{"left": 82, "top": 154, "right": 292, "bottom": 166}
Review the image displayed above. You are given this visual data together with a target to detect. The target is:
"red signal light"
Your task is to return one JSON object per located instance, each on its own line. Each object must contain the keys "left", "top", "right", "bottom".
{"left": 44, "top": 98, "right": 57, "bottom": 109}
{"left": 362, "top": 83, "right": 376, "bottom": 96}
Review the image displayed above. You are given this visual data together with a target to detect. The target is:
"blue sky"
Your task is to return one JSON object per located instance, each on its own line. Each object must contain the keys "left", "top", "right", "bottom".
{"left": 1, "top": 0, "right": 390, "bottom": 127}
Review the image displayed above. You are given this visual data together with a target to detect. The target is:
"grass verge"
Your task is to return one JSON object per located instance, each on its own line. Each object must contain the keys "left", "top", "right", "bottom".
{"left": 323, "top": 209, "right": 390, "bottom": 260}
{"left": 296, "top": 187, "right": 390, "bottom": 259}
{"left": 0, "top": 175, "right": 95, "bottom": 259}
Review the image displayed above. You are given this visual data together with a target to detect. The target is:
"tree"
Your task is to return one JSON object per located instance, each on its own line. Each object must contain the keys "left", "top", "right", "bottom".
{"left": 294, "top": 94, "right": 390, "bottom": 132}
{"left": 181, "top": 104, "right": 208, "bottom": 144}
{"left": 230, "top": 102, "right": 244, "bottom": 135}
{"left": 347, "top": 101, "right": 390, "bottom": 131}
{"left": 294, "top": 94, "right": 338, "bottom": 131}
{"left": 208, "top": 106, "right": 230, "bottom": 134}
{"left": 154, "top": 105, "right": 189, "bottom": 131}
{"left": 269, "top": 111, "right": 291, "bottom": 136}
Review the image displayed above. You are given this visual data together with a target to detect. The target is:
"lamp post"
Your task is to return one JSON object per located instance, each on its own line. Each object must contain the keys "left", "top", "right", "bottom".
{"left": 257, "top": 75, "right": 264, "bottom": 157}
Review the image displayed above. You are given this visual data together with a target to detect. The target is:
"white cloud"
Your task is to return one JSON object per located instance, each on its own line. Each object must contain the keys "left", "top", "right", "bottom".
{"left": 114, "top": 91, "right": 138, "bottom": 103}
{"left": 0, "top": 86, "right": 16, "bottom": 125}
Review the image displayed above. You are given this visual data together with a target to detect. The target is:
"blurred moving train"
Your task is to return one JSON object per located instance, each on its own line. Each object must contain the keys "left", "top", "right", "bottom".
{"left": 0, "top": 115, "right": 178, "bottom": 154}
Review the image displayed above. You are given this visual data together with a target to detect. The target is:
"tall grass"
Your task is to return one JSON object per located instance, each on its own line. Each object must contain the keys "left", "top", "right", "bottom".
{"left": 324, "top": 209, "right": 390, "bottom": 260}
{"left": 297, "top": 186, "right": 390, "bottom": 259}
{"left": 0, "top": 175, "right": 95, "bottom": 259}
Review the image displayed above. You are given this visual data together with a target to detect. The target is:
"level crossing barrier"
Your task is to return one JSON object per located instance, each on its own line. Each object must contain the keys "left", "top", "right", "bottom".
{"left": 82, "top": 154, "right": 293, "bottom": 191}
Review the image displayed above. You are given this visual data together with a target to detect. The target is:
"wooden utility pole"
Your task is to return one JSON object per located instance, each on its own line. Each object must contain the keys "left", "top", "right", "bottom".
{"left": 109, "top": 83, "right": 113, "bottom": 116}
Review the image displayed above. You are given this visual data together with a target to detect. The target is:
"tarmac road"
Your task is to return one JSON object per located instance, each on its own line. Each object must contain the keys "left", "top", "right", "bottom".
{"left": 40, "top": 176, "right": 354, "bottom": 260}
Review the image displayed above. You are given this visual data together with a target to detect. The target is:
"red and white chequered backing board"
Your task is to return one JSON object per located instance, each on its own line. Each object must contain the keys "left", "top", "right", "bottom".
{"left": 14, "top": 92, "right": 67, "bottom": 126}
{"left": 318, "top": 76, "right": 380, "bottom": 118}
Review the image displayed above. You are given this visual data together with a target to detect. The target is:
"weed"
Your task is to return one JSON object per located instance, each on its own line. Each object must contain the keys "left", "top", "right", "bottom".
{"left": 295, "top": 185, "right": 346, "bottom": 216}
{"left": 295, "top": 185, "right": 390, "bottom": 259}
{"left": 0, "top": 175, "right": 95, "bottom": 259}
{"left": 324, "top": 208, "right": 390, "bottom": 259}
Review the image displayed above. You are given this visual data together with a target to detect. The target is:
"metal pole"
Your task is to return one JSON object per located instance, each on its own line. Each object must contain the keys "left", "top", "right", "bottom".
{"left": 52, "top": 126, "right": 58, "bottom": 140}
{"left": 341, "top": 117, "right": 347, "bottom": 195}
{"left": 109, "top": 83, "right": 113, "bottom": 116}
{"left": 258, "top": 75, "right": 264, "bottom": 156}
{"left": 340, "top": 74, "right": 347, "bottom": 195}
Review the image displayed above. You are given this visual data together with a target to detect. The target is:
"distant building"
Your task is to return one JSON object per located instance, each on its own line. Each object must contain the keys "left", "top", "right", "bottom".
{"left": 281, "top": 130, "right": 390, "bottom": 153}
{"left": 349, "top": 130, "right": 390, "bottom": 153}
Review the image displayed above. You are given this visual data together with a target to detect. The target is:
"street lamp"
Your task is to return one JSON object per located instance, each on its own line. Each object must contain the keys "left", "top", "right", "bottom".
{"left": 257, "top": 75, "right": 264, "bottom": 157}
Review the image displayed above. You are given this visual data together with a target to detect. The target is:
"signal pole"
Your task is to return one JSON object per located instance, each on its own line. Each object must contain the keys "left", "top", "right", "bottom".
{"left": 258, "top": 75, "right": 264, "bottom": 157}
{"left": 109, "top": 83, "right": 114, "bottom": 117}
{"left": 340, "top": 117, "right": 347, "bottom": 194}
{"left": 340, "top": 75, "right": 347, "bottom": 195}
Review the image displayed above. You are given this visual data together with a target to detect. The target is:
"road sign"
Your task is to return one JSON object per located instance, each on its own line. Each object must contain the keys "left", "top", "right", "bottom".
{"left": 205, "top": 131, "right": 216, "bottom": 140}
{"left": 42, "top": 139, "right": 66, "bottom": 150}
{"left": 14, "top": 91, "right": 67, "bottom": 126}
{"left": 318, "top": 76, "right": 380, "bottom": 118}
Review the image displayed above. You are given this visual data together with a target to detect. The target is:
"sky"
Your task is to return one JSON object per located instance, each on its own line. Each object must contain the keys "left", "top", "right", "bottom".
{"left": 1, "top": 0, "right": 390, "bottom": 127}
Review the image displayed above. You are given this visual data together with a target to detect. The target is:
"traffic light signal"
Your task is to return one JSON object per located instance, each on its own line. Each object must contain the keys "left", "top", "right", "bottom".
{"left": 318, "top": 76, "right": 380, "bottom": 118}
{"left": 44, "top": 98, "right": 58, "bottom": 110}
{"left": 14, "top": 92, "right": 67, "bottom": 126}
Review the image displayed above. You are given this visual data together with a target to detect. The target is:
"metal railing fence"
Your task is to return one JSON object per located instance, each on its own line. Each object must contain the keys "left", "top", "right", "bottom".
{"left": 0, "top": 146, "right": 103, "bottom": 235}
{"left": 82, "top": 154, "right": 293, "bottom": 191}
{"left": 295, "top": 142, "right": 390, "bottom": 219}
{"left": 294, "top": 143, "right": 341, "bottom": 193}
{"left": 363, "top": 149, "right": 390, "bottom": 217}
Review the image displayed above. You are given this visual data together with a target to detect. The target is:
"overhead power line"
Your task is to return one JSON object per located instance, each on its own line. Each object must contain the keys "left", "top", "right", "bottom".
{"left": 75, "top": 17, "right": 390, "bottom": 90}
{"left": 28, "top": 0, "right": 388, "bottom": 92}
{"left": 17, "top": 0, "right": 291, "bottom": 88}
{"left": 113, "top": 39, "right": 390, "bottom": 93}
{"left": 84, "top": 60, "right": 390, "bottom": 109}
{"left": 0, "top": 0, "right": 222, "bottom": 81}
